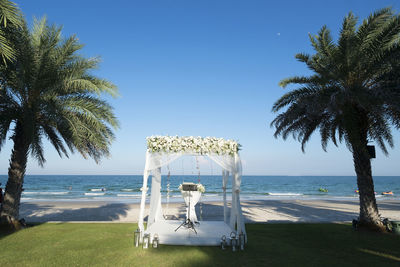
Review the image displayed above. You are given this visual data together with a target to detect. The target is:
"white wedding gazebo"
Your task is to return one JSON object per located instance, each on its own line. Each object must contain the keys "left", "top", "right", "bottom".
{"left": 137, "top": 136, "right": 247, "bottom": 246}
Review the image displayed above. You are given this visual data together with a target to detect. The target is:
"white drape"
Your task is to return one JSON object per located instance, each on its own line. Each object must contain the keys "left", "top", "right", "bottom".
{"left": 222, "top": 170, "right": 229, "bottom": 224}
{"left": 138, "top": 150, "right": 246, "bottom": 242}
{"left": 144, "top": 150, "right": 183, "bottom": 171}
{"left": 181, "top": 191, "right": 202, "bottom": 222}
{"left": 147, "top": 167, "right": 164, "bottom": 225}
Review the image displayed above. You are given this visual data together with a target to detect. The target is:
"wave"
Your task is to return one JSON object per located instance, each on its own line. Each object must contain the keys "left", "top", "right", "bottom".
{"left": 168, "top": 195, "right": 182, "bottom": 198}
{"left": 268, "top": 193, "right": 303, "bottom": 196}
{"left": 117, "top": 194, "right": 141, "bottom": 197}
{"left": 84, "top": 192, "right": 105, "bottom": 196}
{"left": 120, "top": 188, "right": 135, "bottom": 192}
{"left": 161, "top": 190, "right": 181, "bottom": 193}
{"left": 23, "top": 191, "right": 69, "bottom": 195}
{"left": 203, "top": 194, "right": 219, "bottom": 197}
{"left": 202, "top": 191, "right": 220, "bottom": 194}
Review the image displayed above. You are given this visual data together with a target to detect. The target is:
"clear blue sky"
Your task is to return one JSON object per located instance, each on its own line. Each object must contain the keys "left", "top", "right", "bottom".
{"left": 1, "top": 0, "right": 400, "bottom": 175}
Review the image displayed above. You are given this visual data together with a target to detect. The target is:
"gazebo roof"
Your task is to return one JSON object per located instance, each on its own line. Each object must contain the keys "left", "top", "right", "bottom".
{"left": 146, "top": 135, "right": 241, "bottom": 155}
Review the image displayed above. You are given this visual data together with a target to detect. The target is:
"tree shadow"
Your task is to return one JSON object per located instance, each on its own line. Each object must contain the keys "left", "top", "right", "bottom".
{"left": 196, "top": 202, "right": 226, "bottom": 221}
{"left": 323, "top": 199, "right": 400, "bottom": 211}
{"left": 163, "top": 200, "right": 367, "bottom": 224}
{"left": 191, "top": 200, "right": 361, "bottom": 223}
{"left": 0, "top": 221, "right": 45, "bottom": 240}
{"left": 161, "top": 201, "right": 228, "bottom": 222}
{"left": 163, "top": 201, "right": 187, "bottom": 220}
{"left": 17, "top": 199, "right": 400, "bottom": 226}
{"left": 19, "top": 202, "right": 131, "bottom": 222}
{"left": 0, "top": 202, "right": 133, "bottom": 239}
{"left": 239, "top": 200, "right": 361, "bottom": 223}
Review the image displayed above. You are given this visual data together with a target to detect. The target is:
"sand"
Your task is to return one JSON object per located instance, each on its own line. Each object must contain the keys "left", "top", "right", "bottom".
{"left": 19, "top": 199, "right": 400, "bottom": 223}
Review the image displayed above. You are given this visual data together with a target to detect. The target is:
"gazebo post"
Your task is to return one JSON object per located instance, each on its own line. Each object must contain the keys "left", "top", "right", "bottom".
{"left": 230, "top": 171, "right": 237, "bottom": 230}
{"left": 234, "top": 171, "right": 241, "bottom": 234}
{"left": 222, "top": 170, "right": 229, "bottom": 224}
{"left": 138, "top": 170, "right": 149, "bottom": 236}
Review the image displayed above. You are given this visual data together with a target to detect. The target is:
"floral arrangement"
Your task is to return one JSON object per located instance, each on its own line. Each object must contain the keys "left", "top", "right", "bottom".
{"left": 197, "top": 184, "right": 205, "bottom": 193}
{"left": 147, "top": 135, "right": 240, "bottom": 155}
{"left": 178, "top": 183, "right": 206, "bottom": 193}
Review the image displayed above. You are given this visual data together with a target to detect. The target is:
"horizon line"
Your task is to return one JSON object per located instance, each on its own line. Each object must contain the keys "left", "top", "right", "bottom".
{"left": 1, "top": 174, "right": 399, "bottom": 177}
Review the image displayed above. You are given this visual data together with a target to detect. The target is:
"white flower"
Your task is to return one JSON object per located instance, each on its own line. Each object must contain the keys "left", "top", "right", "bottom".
{"left": 146, "top": 136, "right": 240, "bottom": 155}
{"left": 197, "top": 184, "right": 205, "bottom": 193}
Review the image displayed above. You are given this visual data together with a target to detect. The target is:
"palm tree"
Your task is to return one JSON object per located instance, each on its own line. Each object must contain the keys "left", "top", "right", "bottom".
{"left": 0, "top": 0, "right": 22, "bottom": 63}
{"left": 0, "top": 17, "right": 119, "bottom": 227}
{"left": 271, "top": 8, "right": 400, "bottom": 231}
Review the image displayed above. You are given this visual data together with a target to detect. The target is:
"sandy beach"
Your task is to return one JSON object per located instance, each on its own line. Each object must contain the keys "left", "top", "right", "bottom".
{"left": 19, "top": 199, "right": 400, "bottom": 223}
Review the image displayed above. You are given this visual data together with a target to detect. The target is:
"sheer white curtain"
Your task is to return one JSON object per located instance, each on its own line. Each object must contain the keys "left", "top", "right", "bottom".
{"left": 208, "top": 152, "right": 245, "bottom": 238}
{"left": 144, "top": 151, "right": 183, "bottom": 170}
{"left": 139, "top": 151, "right": 183, "bottom": 231}
{"left": 147, "top": 167, "right": 163, "bottom": 225}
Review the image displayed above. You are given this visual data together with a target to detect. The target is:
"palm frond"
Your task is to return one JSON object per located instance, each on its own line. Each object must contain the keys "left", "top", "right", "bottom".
{"left": 0, "top": 30, "right": 15, "bottom": 62}
{"left": 0, "top": 0, "right": 22, "bottom": 28}
{"left": 272, "top": 86, "right": 318, "bottom": 111}
{"left": 273, "top": 7, "right": 400, "bottom": 156}
{"left": 1, "top": 16, "right": 119, "bottom": 166}
{"left": 0, "top": 0, "right": 22, "bottom": 63}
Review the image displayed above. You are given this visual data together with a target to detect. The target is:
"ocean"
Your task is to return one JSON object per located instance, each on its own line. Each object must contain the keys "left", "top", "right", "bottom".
{"left": 0, "top": 175, "right": 399, "bottom": 202}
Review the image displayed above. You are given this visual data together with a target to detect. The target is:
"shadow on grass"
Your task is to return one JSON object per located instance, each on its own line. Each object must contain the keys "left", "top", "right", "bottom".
{"left": 0, "top": 225, "right": 18, "bottom": 239}
{"left": 0, "top": 222, "right": 44, "bottom": 240}
{"left": 1, "top": 201, "right": 132, "bottom": 239}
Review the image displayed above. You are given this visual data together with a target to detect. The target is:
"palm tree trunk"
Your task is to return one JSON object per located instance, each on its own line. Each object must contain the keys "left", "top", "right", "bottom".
{"left": 352, "top": 145, "right": 384, "bottom": 230}
{"left": 0, "top": 121, "right": 29, "bottom": 227}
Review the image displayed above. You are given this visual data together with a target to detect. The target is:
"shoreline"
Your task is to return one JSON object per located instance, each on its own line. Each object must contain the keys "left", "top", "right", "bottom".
{"left": 19, "top": 198, "right": 400, "bottom": 223}
{"left": 20, "top": 192, "right": 400, "bottom": 203}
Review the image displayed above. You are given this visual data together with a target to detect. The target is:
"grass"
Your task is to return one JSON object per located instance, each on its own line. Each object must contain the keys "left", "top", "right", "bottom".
{"left": 0, "top": 223, "right": 399, "bottom": 266}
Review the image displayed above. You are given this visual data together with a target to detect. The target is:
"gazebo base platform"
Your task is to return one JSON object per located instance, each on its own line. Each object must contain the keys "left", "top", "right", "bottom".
{"left": 145, "top": 220, "right": 233, "bottom": 246}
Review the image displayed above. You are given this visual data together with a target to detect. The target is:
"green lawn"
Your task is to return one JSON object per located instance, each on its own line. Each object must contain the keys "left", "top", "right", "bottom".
{"left": 0, "top": 223, "right": 399, "bottom": 266}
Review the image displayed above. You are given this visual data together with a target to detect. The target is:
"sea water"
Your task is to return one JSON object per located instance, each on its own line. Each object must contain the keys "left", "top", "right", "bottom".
{"left": 0, "top": 175, "right": 399, "bottom": 202}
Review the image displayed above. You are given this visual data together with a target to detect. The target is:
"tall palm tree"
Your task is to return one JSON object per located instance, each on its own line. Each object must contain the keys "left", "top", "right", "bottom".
{"left": 0, "top": 17, "right": 119, "bottom": 226}
{"left": 271, "top": 8, "right": 400, "bottom": 230}
{"left": 0, "top": 0, "right": 22, "bottom": 63}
